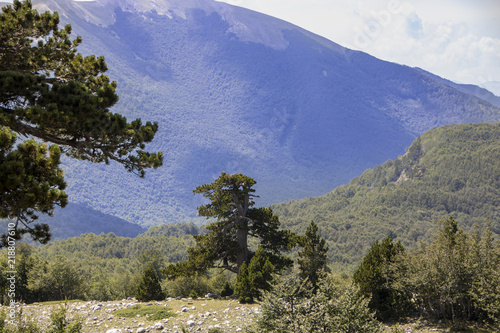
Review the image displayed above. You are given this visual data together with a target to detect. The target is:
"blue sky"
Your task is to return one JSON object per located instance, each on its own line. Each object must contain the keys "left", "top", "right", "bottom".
{"left": 218, "top": 0, "right": 500, "bottom": 86}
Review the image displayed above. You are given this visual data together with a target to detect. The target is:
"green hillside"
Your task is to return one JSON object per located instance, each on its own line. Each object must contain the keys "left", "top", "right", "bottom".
{"left": 272, "top": 122, "right": 500, "bottom": 271}
{"left": 6, "top": 123, "right": 497, "bottom": 286}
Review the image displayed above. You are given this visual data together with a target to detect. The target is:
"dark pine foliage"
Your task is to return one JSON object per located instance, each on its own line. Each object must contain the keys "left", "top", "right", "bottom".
{"left": 136, "top": 265, "right": 165, "bottom": 302}
{"left": 0, "top": 0, "right": 162, "bottom": 246}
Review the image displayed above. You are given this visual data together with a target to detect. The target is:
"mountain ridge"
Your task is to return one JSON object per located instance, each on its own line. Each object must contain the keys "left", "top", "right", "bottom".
{"left": 273, "top": 122, "right": 500, "bottom": 270}
{"left": 16, "top": 0, "right": 500, "bottom": 228}
{"left": 32, "top": 123, "right": 500, "bottom": 274}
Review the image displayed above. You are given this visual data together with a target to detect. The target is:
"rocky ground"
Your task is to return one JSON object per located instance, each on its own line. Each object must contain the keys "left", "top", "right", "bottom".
{"left": 5, "top": 299, "right": 494, "bottom": 333}
{"left": 14, "top": 298, "right": 259, "bottom": 333}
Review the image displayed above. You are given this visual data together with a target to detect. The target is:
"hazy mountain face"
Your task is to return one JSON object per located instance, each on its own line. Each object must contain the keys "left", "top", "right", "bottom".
{"left": 28, "top": 0, "right": 500, "bottom": 227}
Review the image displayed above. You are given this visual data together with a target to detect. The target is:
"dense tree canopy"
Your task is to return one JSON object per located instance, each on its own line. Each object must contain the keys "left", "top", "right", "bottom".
{"left": 273, "top": 123, "right": 500, "bottom": 271}
{"left": 0, "top": 0, "right": 163, "bottom": 244}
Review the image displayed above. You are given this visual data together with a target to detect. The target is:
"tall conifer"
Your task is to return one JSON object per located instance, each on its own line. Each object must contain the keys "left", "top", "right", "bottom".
{"left": 297, "top": 221, "right": 329, "bottom": 290}
{"left": 136, "top": 265, "right": 164, "bottom": 302}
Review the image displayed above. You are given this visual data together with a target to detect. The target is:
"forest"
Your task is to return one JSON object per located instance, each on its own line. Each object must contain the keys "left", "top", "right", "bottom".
{"left": 0, "top": 2, "right": 499, "bottom": 332}
{"left": 1, "top": 120, "right": 499, "bottom": 331}
{"left": 1, "top": 122, "right": 500, "bottom": 331}
{"left": 0, "top": 216, "right": 499, "bottom": 332}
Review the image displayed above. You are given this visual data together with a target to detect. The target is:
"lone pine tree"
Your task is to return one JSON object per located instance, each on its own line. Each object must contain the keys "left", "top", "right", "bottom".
{"left": 297, "top": 221, "right": 329, "bottom": 290}
{"left": 0, "top": 0, "right": 163, "bottom": 245}
{"left": 164, "top": 173, "right": 295, "bottom": 278}
{"left": 136, "top": 265, "right": 165, "bottom": 302}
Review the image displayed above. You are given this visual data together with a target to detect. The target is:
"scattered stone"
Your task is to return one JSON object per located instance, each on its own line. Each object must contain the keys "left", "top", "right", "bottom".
{"left": 186, "top": 320, "right": 195, "bottom": 327}
{"left": 91, "top": 304, "right": 103, "bottom": 311}
{"left": 154, "top": 322, "right": 164, "bottom": 330}
{"left": 136, "top": 328, "right": 146, "bottom": 333}
{"left": 105, "top": 329, "right": 122, "bottom": 333}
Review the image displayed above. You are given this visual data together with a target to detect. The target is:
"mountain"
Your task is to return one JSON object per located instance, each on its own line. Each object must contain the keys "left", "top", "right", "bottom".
{"left": 1, "top": 203, "right": 146, "bottom": 241}
{"left": 481, "top": 81, "right": 500, "bottom": 97}
{"left": 24, "top": 0, "right": 500, "bottom": 228}
{"left": 414, "top": 69, "right": 500, "bottom": 108}
{"left": 272, "top": 122, "right": 500, "bottom": 271}
{"left": 34, "top": 123, "right": 500, "bottom": 273}
{"left": 40, "top": 203, "right": 147, "bottom": 240}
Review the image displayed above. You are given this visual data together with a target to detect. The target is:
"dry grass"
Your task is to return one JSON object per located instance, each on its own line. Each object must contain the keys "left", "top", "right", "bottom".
{"left": 6, "top": 298, "right": 258, "bottom": 332}
{"left": 3, "top": 299, "right": 497, "bottom": 333}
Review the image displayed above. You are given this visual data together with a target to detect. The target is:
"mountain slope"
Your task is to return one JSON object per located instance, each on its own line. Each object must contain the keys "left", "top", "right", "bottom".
{"left": 272, "top": 122, "right": 500, "bottom": 270}
{"left": 1, "top": 203, "right": 147, "bottom": 241}
{"left": 33, "top": 123, "right": 500, "bottom": 273}
{"left": 39, "top": 203, "right": 147, "bottom": 240}
{"left": 25, "top": 0, "right": 500, "bottom": 227}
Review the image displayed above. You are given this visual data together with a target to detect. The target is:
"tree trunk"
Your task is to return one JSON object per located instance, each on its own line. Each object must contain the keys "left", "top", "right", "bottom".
{"left": 233, "top": 191, "right": 250, "bottom": 273}
{"left": 235, "top": 218, "right": 249, "bottom": 272}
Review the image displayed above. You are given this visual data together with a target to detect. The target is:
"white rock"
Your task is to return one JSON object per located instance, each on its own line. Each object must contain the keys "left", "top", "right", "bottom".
{"left": 136, "top": 328, "right": 146, "bottom": 333}
{"left": 91, "top": 304, "right": 103, "bottom": 311}
{"left": 154, "top": 322, "right": 164, "bottom": 330}
{"left": 105, "top": 329, "right": 122, "bottom": 333}
{"left": 186, "top": 320, "right": 195, "bottom": 327}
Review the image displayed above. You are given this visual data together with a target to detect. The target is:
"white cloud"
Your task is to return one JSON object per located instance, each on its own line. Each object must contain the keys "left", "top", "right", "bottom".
{"left": 218, "top": 0, "right": 500, "bottom": 85}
